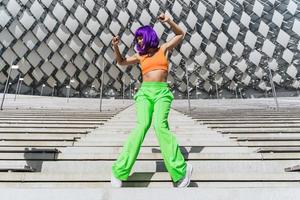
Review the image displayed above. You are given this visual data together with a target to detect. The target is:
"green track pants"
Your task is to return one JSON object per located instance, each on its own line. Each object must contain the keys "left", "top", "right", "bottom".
{"left": 112, "top": 81, "right": 186, "bottom": 182}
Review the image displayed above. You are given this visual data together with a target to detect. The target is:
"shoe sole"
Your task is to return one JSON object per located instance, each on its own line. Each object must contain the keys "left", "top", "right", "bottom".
{"left": 186, "top": 164, "right": 193, "bottom": 187}
{"left": 177, "top": 164, "right": 193, "bottom": 188}
{"left": 111, "top": 174, "right": 122, "bottom": 188}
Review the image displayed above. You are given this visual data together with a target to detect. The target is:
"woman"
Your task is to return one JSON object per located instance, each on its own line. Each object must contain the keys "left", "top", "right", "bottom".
{"left": 111, "top": 13, "right": 192, "bottom": 187}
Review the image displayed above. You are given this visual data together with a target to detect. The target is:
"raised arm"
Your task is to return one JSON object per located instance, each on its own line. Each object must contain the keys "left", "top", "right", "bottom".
{"left": 157, "top": 14, "right": 185, "bottom": 51}
{"left": 112, "top": 36, "right": 139, "bottom": 66}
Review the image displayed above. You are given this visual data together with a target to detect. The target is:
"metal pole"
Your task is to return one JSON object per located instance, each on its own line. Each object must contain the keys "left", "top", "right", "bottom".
{"left": 267, "top": 66, "right": 279, "bottom": 111}
{"left": 0, "top": 67, "right": 13, "bottom": 110}
{"left": 67, "top": 79, "right": 75, "bottom": 102}
{"left": 17, "top": 79, "right": 23, "bottom": 95}
{"left": 239, "top": 88, "right": 242, "bottom": 99}
{"left": 122, "top": 76, "right": 125, "bottom": 103}
{"left": 195, "top": 78, "right": 198, "bottom": 99}
{"left": 52, "top": 84, "right": 56, "bottom": 97}
{"left": 195, "top": 85, "right": 197, "bottom": 99}
{"left": 67, "top": 82, "right": 70, "bottom": 102}
{"left": 41, "top": 86, "right": 43, "bottom": 96}
{"left": 216, "top": 83, "right": 219, "bottom": 99}
{"left": 66, "top": 86, "right": 70, "bottom": 102}
{"left": 129, "top": 80, "right": 132, "bottom": 99}
{"left": 41, "top": 84, "right": 45, "bottom": 96}
{"left": 185, "top": 66, "right": 191, "bottom": 115}
{"left": 14, "top": 75, "right": 21, "bottom": 101}
{"left": 100, "top": 65, "right": 104, "bottom": 112}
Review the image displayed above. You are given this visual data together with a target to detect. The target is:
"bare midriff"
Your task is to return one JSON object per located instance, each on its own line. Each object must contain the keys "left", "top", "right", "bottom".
{"left": 143, "top": 69, "right": 168, "bottom": 82}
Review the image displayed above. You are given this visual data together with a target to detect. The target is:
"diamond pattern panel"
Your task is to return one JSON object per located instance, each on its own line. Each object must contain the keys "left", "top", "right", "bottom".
{"left": 0, "top": 0, "right": 299, "bottom": 98}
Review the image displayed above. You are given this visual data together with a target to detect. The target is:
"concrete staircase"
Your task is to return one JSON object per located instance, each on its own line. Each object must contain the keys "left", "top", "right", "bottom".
{"left": 1, "top": 95, "right": 300, "bottom": 199}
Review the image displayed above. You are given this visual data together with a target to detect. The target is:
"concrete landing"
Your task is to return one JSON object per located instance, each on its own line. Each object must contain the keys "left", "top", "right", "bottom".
{"left": 1, "top": 188, "right": 300, "bottom": 200}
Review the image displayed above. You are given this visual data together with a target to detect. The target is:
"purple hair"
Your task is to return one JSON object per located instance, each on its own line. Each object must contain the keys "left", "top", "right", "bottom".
{"left": 134, "top": 25, "right": 159, "bottom": 55}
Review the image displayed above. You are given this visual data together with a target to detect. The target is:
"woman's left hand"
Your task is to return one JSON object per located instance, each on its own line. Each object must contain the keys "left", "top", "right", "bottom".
{"left": 157, "top": 13, "right": 170, "bottom": 23}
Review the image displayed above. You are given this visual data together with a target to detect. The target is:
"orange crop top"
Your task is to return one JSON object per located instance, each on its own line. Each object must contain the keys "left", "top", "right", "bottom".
{"left": 137, "top": 47, "right": 169, "bottom": 75}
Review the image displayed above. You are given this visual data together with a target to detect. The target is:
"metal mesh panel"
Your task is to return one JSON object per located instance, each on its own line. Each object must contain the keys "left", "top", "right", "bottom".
{"left": 0, "top": 0, "right": 299, "bottom": 98}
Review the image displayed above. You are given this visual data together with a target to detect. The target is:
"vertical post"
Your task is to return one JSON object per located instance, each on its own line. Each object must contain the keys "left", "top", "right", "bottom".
{"left": 17, "top": 78, "right": 23, "bottom": 95}
{"left": 1, "top": 67, "right": 13, "bottom": 110}
{"left": 215, "top": 83, "right": 219, "bottom": 99}
{"left": 90, "top": 85, "right": 95, "bottom": 98}
{"left": 99, "top": 62, "right": 104, "bottom": 112}
{"left": 67, "top": 79, "right": 74, "bottom": 103}
{"left": 14, "top": 75, "right": 21, "bottom": 101}
{"left": 122, "top": 76, "right": 125, "bottom": 103}
{"left": 267, "top": 66, "right": 279, "bottom": 111}
{"left": 40, "top": 84, "right": 45, "bottom": 96}
{"left": 52, "top": 83, "right": 56, "bottom": 97}
{"left": 185, "top": 66, "right": 191, "bottom": 115}
{"left": 239, "top": 88, "right": 243, "bottom": 99}
{"left": 195, "top": 84, "right": 197, "bottom": 99}
{"left": 129, "top": 79, "right": 132, "bottom": 99}
{"left": 66, "top": 85, "right": 70, "bottom": 102}
{"left": 195, "top": 78, "right": 198, "bottom": 99}
{"left": 17, "top": 57, "right": 25, "bottom": 98}
{"left": 1, "top": 65, "right": 19, "bottom": 110}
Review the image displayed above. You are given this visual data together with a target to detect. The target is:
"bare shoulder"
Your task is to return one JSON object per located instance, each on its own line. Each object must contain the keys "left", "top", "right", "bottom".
{"left": 160, "top": 44, "right": 169, "bottom": 55}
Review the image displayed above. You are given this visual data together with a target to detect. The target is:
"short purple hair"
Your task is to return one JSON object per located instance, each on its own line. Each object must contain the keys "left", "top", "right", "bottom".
{"left": 134, "top": 25, "right": 159, "bottom": 55}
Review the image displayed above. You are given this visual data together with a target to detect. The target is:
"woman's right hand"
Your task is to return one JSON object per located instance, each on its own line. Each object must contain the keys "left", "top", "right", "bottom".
{"left": 112, "top": 36, "right": 120, "bottom": 46}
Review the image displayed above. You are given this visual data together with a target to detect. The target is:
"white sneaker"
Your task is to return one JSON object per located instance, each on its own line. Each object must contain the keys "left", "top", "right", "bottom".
{"left": 177, "top": 163, "right": 193, "bottom": 188}
{"left": 111, "top": 173, "right": 122, "bottom": 188}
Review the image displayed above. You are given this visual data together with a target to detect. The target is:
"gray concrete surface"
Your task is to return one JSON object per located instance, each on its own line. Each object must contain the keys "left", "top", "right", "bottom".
{"left": 1, "top": 95, "right": 300, "bottom": 199}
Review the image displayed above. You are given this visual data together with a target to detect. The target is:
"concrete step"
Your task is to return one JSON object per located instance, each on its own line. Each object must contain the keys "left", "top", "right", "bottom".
{"left": 0, "top": 134, "right": 85, "bottom": 140}
{"left": 0, "top": 118, "right": 108, "bottom": 121}
{"left": 203, "top": 120, "right": 300, "bottom": 124}
{"left": 0, "top": 137, "right": 76, "bottom": 141}
{"left": 0, "top": 121, "right": 104, "bottom": 125}
{"left": 73, "top": 140, "right": 238, "bottom": 146}
{"left": 0, "top": 172, "right": 299, "bottom": 182}
{"left": 192, "top": 114, "right": 300, "bottom": 117}
{"left": 228, "top": 133, "right": 300, "bottom": 137}
{"left": 89, "top": 128, "right": 218, "bottom": 135}
{"left": 39, "top": 160, "right": 300, "bottom": 173}
{"left": 0, "top": 152, "right": 299, "bottom": 160}
{"left": 74, "top": 140, "right": 300, "bottom": 147}
{"left": 208, "top": 124, "right": 300, "bottom": 128}
{"left": 0, "top": 124, "right": 100, "bottom": 128}
{"left": 0, "top": 128, "right": 92, "bottom": 133}
{"left": 1, "top": 181, "right": 299, "bottom": 188}
{"left": 79, "top": 134, "right": 228, "bottom": 141}
{"left": 0, "top": 141, "right": 74, "bottom": 147}
{"left": 1, "top": 188, "right": 300, "bottom": 200}
{"left": 0, "top": 146, "right": 256, "bottom": 154}
{"left": 236, "top": 136, "right": 300, "bottom": 141}
{"left": 61, "top": 146, "right": 255, "bottom": 154}
{"left": 256, "top": 147, "right": 300, "bottom": 153}
{"left": 0, "top": 152, "right": 263, "bottom": 160}
{"left": 214, "top": 127, "right": 300, "bottom": 133}
{"left": 0, "top": 116, "right": 111, "bottom": 120}
{"left": 195, "top": 117, "right": 300, "bottom": 121}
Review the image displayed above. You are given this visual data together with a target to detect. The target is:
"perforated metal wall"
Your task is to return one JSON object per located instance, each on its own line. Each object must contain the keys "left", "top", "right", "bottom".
{"left": 0, "top": 0, "right": 299, "bottom": 98}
